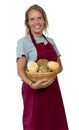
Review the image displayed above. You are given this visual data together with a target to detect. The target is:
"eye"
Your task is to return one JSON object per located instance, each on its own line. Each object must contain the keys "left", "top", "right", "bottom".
{"left": 29, "top": 17, "right": 35, "bottom": 21}
{"left": 38, "top": 16, "right": 43, "bottom": 20}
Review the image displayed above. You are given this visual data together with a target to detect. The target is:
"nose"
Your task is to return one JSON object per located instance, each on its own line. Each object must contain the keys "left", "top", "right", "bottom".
{"left": 34, "top": 18, "right": 39, "bottom": 24}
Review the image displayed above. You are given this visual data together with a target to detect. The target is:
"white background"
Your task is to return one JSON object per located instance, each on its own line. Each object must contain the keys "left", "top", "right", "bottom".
{"left": 0, "top": 0, "right": 79, "bottom": 130}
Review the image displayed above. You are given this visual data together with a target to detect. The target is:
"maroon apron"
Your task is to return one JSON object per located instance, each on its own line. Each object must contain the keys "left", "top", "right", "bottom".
{"left": 22, "top": 32, "right": 69, "bottom": 130}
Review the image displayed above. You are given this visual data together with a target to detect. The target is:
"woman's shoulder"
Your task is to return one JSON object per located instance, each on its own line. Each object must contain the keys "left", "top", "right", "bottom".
{"left": 17, "top": 35, "right": 31, "bottom": 44}
{"left": 46, "top": 36, "right": 55, "bottom": 45}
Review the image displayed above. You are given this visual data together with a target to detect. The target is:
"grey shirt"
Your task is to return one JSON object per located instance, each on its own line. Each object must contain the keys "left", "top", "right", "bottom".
{"left": 16, "top": 34, "right": 61, "bottom": 63}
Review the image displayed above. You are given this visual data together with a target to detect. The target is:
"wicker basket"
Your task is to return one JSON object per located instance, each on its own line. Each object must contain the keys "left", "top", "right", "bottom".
{"left": 25, "top": 70, "right": 58, "bottom": 82}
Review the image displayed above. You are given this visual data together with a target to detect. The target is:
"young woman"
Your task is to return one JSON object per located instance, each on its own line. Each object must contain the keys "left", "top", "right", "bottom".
{"left": 16, "top": 4, "right": 69, "bottom": 130}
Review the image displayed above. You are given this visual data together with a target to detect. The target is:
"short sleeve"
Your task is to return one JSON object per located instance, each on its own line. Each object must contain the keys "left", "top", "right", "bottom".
{"left": 16, "top": 39, "right": 27, "bottom": 60}
{"left": 47, "top": 37, "right": 61, "bottom": 57}
{"left": 53, "top": 42, "right": 61, "bottom": 56}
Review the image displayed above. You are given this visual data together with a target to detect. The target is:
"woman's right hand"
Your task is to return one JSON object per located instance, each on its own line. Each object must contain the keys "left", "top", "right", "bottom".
{"left": 30, "top": 78, "right": 55, "bottom": 90}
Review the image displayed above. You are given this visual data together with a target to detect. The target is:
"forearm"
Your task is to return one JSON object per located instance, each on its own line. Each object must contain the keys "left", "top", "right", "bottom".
{"left": 17, "top": 56, "right": 32, "bottom": 87}
{"left": 57, "top": 65, "right": 63, "bottom": 74}
{"left": 57, "top": 57, "right": 63, "bottom": 74}
{"left": 18, "top": 70, "right": 32, "bottom": 85}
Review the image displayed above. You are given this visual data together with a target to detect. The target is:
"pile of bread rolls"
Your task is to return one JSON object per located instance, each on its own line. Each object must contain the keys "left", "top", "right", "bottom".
{"left": 27, "top": 59, "right": 59, "bottom": 73}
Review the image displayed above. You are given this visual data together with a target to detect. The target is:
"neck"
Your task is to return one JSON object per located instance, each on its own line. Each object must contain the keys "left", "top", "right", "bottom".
{"left": 31, "top": 31, "right": 43, "bottom": 37}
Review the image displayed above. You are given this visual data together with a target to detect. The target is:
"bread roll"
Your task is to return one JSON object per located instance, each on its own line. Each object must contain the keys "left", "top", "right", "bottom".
{"left": 37, "top": 59, "right": 48, "bottom": 67}
{"left": 37, "top": 59, "right": 50, "bottom": 72}
{"left": 47, "top": 61, "right": 59, "bottom": 71}
{"left": 27, "top": 61, "right": 38, "bottom": 72}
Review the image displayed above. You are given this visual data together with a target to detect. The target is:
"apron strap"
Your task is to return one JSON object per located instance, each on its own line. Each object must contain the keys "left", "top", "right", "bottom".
{"left": 30, "top": 31, "right": 49, "bottom": 44}
{"left": 30, "top": 32, "right": 36, "bottom": 44}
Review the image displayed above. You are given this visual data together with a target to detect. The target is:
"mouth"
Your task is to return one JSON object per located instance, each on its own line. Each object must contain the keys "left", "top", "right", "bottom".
{"left": 34, "top": 25, "right": 41, "bottom": 29}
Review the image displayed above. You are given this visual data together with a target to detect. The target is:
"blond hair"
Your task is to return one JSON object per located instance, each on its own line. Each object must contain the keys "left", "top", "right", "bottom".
{"left": 24, "top": 4, "right": 48, "bottom": 34}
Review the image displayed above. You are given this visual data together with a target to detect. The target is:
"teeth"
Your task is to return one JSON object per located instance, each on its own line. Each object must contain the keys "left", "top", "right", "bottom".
{"left": 35, "top": 25, "right": 40, "bottom": 28}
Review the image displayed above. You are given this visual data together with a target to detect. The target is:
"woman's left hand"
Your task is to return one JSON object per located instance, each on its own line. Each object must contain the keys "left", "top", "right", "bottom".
{"left": 30, "top": 78, "right": 55, "bottom": 90}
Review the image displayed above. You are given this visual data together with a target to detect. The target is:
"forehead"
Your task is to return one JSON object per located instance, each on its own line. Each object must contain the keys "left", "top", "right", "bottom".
{"left": 28, "top": 9, "right": 43, "bottom": 17}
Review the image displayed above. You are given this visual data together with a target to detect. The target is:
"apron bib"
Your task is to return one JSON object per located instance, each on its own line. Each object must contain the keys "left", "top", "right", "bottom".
{"left": 30, "top": 31, "right": 57, "bottom": 61}
{"left": 22, "top": 32, "right": 68, "bottom": 130}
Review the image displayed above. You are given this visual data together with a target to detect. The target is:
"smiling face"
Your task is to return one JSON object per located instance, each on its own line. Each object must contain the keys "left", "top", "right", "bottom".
{"left": 28, "top": 10, "right": 45, "bottom": 37}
